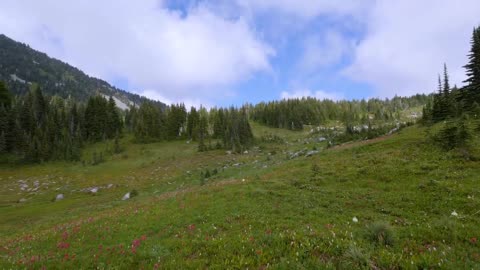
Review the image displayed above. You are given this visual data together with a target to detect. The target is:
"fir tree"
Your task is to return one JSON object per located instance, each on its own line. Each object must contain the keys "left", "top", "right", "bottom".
{"left": 0, "top": 81, "right": 11, "bottom": 109}
{"left": 0, "top": 132, "right": 6, "bottom": 154}
{"left": 463, "top": 27, "right": 480, "bottom": 105}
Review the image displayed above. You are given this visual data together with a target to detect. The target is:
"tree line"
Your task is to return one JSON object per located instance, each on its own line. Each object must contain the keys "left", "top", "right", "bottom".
{"left": 422, "top": 27, "right": 480, "bottom": 150}
{"left": 0, "top": 83, "right": 122, "bottom": 162}
{"left": 423, "top": 27, "right": 480, "bottom": 122}
{"left": 125, "top": 103, "right": 253, "bottom": 153}
{"left": 250, "top": 95, "right": 429, "bottom": 131}
{"left": 0, "top": 83, "right": 256, "bottom": 163}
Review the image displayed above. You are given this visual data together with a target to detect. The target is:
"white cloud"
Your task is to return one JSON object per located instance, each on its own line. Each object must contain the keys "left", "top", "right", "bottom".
{"left": 346, "top": 0, "right": 480, "bottom": 97}
{"left": 281, "top": 89, "right": 344, "bottom": 101}
{"left": 0, "top": 0, "right": 274, "bottom": 104}
{"left": 298, "top": 30, "right": 354, "bottom": 72}
{"left": 237, "top": 0, "right": 371, "bottom": 20}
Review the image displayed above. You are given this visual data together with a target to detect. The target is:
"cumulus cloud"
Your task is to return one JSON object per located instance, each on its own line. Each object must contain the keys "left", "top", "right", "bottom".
{"left": 346, "top": 0, "right": 480, "bottom": 97}
{"left": 237, "top": 0, "right": 371, "bottom": 20}
{"left": 0, "top": 0, "right": 274, "bottom": 104}
{"left": 1, "top": 0, "right": 479, "bottom": 104}
{"left": 281, "top": 89, "right": 344, "bottom": 101}
{"left": 298, "top": 30, "right": 354, "bottom": 72}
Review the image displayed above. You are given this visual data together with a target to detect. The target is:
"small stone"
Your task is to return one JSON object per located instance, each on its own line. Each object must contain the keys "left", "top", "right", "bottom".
{"left": 352, "top": 217, "right": 358, "bottom": 223}
{"left": 122, "top": 192, "right": 130, "bottom": 201}
{"left": 55, "top": 194, "right": 64, "bottom": 201}
{"left": 451, "top": 210, "right": 458, "bottom": 217}
{"left": 18, "top": 198, "right": 27, "bottom": 203}
{"left": 90, "top": 187, "right": 99, "bottom": 194}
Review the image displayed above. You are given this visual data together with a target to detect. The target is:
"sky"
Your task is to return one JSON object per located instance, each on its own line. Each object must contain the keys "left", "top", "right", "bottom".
{"left": 0, "top": 0, "right": 479, "bottom": 107}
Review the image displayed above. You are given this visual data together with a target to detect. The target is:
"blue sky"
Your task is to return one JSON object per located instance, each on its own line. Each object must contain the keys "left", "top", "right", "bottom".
{"left": 0, "top": 0, "right": 479, "bottom": 107}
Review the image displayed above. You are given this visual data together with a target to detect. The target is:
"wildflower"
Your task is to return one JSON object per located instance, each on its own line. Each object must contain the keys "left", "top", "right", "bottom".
{"left": 352, "top": 217, "right": 358, "bottom": 223}
{"left": 132, "top": 239, "right": 141, "bottom": 248}
{"left": 470, "top": 237, "right": 477, "bottom": 244}
{"left": 451, "top": 210, "right": 458, "bottom": 217}
{"left": 57, "top": 242, "right": 70, "bottom": 249}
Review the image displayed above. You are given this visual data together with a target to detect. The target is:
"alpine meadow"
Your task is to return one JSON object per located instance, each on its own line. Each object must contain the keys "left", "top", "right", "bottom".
{"left": 1, "top": 2, "right": 480, "bottom": 269}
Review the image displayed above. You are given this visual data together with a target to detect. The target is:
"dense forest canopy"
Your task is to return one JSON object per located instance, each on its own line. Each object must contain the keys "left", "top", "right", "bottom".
{"left": 250, "top": 95, "right": 429, "bottom": 130}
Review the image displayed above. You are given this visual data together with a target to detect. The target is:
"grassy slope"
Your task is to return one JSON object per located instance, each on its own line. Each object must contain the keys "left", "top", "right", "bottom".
{"left": 1, "top": 124, "right": 480, "bottom": 269}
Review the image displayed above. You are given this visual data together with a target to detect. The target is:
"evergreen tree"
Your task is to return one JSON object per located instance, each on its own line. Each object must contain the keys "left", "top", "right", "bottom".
{"left": 134, "top": 101, "right": 163, "bottom": 142}
{"left": 0, "top": 82, "right": 11, "bottom": 109}
{"left": 442, "top": 64, "right": 455, "bottom": 117}
{"left": 197, "top": 108, "right": 208, "bottom": 152}
{"left": 0, "top": 132, "right": 6, "bottom": 154}
{"left": 463, "top": 27, "right": 480, "bottom": 105}
{"left": 187, "top": 107, "right": 200, "bottom": 140}
{"left": 106, "top": 96, "right": 122, "bottom": 139}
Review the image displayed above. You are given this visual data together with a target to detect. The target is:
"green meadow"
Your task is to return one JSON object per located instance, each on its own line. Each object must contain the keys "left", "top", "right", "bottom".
{"left": 1, "top": 123, "right": 480, "bottom": 269}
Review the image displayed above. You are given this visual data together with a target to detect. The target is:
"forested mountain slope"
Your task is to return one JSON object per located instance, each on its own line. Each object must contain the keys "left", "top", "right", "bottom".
{"left": 0, "top": 34, "right": 164, "bottom": 108}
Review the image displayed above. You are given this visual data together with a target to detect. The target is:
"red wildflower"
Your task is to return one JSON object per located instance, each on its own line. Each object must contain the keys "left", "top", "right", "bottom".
{"left": 141, "top": 235, "right": 147, "bottom": 241}
{"left": 57, "top": 242, "right": 70, "bottom": 249}
{"left": 188, "top": 224, "right": 196, "bottom": 231}
{"left": 471, "top": 237, "right": 478, "bottom": 244}
{"left": 132, "top": 239, "right": 141, "bottom": 248}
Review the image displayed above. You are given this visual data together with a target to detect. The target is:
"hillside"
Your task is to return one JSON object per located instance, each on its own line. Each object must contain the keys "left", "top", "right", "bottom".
{"left": 1, "top": 123, "right": 479, "bottom": 268}
{"left": 0, "top": 34, "right": 164, "bottom": 108}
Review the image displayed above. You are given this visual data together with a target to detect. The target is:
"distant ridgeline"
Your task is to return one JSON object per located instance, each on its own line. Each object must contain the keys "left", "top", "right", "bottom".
{"left": 250, "top": 95, "right": 429, "bottom": 131}
{"left": 0, "top": 34, "right": 164, "bottom": 109}
{"left": 422, "top": 27, "right": 480, "bottom": 150}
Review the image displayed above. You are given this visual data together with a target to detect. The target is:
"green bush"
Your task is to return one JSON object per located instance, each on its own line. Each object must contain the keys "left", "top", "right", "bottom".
{"left": 367, "top": 222, "right": 395, "bottom": 247}
{"left": 130, "top": 189, "right": 139, "bottom": 198}
{"left": 433, "top": 118, "right": 470, "bottom": 150}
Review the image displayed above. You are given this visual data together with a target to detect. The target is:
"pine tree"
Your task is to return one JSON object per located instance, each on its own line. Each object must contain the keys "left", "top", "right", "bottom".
{"left": 106, "top": 96, "right": 121, "bottom": 139}
{"left": 187, "top": 107, "right": 200, "bottom": 140}
{"left": 463, "top": 27, "right": 480, "bottom": 105}
{"left": 0, "top": 131, "right": 6, "bottom": 154}
{"left": 443, "top": 63, "right": 450, "bottom": 95}
{"left": 197, "top": 108, "right": 208, "bottom": 152}
{"left": 0, "top": 81, "right": 11, "bottom": 109}
{"left": 442, "top": 64, "right": 454, "bottom": 118}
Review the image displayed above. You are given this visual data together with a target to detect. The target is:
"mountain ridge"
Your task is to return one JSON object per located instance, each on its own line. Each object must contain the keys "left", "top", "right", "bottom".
{"left": 0, "top": 34, "right": 165, "bottom": 108}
